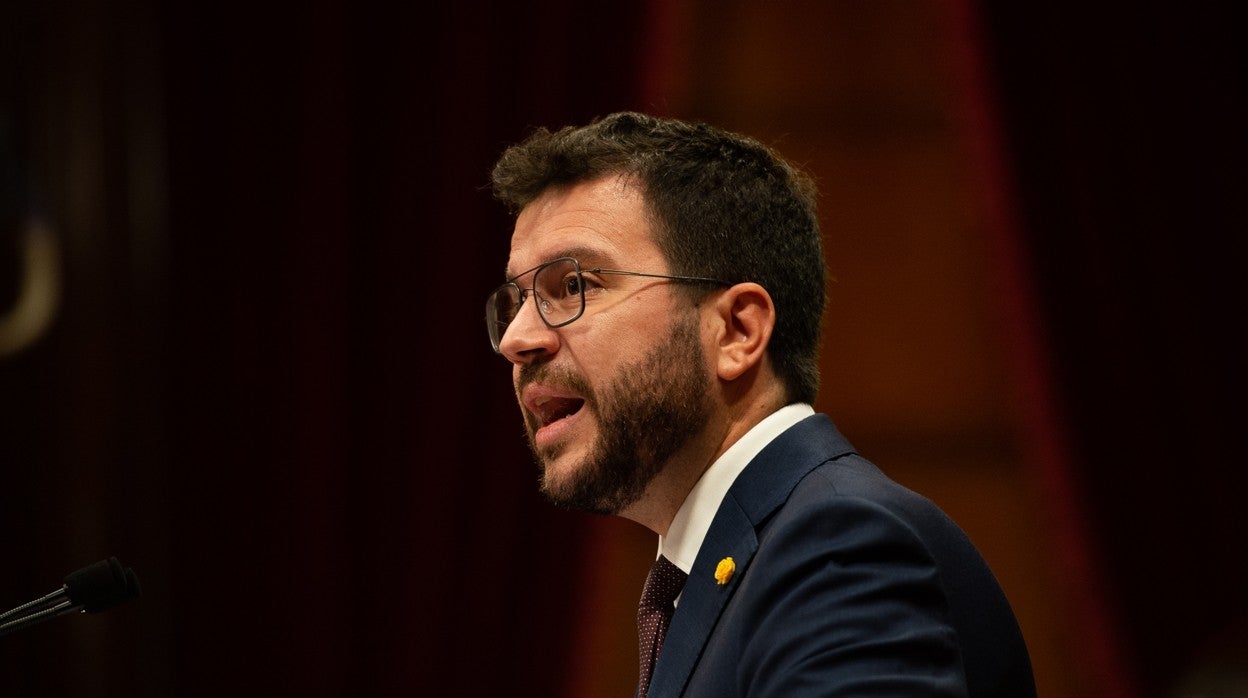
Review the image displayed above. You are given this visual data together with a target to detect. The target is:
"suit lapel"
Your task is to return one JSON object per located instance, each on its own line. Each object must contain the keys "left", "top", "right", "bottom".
{"left": 647, "top": 415, "right": 856, "bottom": 695}
{"left": 648, "top": 496, "right": 757, "bottom": 697}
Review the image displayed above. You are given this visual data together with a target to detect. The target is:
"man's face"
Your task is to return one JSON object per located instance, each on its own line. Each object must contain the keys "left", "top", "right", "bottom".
{"left": 497, "top": 176, "right": 715, "bottom": 514}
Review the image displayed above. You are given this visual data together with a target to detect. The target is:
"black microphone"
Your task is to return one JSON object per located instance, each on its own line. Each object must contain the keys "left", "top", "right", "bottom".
{"left": 0, "top": 557, "right": 141, "bottom": 637}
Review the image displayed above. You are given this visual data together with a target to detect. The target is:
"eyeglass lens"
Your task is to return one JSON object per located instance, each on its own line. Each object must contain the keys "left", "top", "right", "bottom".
{"left": 487, "top": 257, "right": 585, "bottom": 349}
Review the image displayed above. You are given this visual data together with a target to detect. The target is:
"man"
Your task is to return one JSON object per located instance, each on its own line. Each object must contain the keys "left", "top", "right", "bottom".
{"left": 485, "top": 112, "right": 1035, "bottom": 697}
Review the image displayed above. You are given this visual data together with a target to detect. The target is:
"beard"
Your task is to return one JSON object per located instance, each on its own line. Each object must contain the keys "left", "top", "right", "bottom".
{"left": 517, "top": 312, "right": 713, "bottom": 515}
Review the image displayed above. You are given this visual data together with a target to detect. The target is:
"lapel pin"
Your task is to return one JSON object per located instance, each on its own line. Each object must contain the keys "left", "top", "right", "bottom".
{"left": 714, "top": 557, "right": 736, "bottom": 586}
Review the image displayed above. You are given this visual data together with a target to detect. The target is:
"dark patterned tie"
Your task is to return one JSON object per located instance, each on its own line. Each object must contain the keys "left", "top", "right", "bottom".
{"left": 637, "top": 555, "right": 688, "bottom": 697}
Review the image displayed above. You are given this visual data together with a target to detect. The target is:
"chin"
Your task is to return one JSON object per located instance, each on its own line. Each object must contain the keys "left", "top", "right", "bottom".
{"left": 537, "top": 449, "right": 584, "bottom": 493}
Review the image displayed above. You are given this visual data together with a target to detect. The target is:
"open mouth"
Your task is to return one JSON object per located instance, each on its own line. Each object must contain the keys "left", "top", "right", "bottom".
{"left": 531, "top": 394, "right": 586, "bottom": 428}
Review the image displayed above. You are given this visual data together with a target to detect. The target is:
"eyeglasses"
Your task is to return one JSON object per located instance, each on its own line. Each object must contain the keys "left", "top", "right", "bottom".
{"left": 485, "top": 256, "right": 731, "bottom": 352}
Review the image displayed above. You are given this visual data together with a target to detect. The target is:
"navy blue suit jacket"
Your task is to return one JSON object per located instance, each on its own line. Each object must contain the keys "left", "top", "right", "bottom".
{"left": 646, "top": 414, "right": 1035, "bottom": 697}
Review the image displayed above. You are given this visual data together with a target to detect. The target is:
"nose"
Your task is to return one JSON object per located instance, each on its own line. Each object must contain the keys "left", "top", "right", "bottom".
{"left": 498, "top": 295, "right": 560, "bottom": 365}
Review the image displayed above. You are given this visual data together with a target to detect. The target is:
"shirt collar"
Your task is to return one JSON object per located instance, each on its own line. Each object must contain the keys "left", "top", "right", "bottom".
{"left": 658, "top": 403, "right": 815, "bottom": 574}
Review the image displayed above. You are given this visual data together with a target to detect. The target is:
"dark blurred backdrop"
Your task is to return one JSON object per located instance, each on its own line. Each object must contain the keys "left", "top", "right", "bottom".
{"left": 1, "top": 1, "right": 1243, "bottom": 696}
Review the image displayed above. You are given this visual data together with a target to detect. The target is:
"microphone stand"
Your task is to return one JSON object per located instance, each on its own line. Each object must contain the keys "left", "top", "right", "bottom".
{"left": 0, "top": 557, "right": 140, "bottom": 638}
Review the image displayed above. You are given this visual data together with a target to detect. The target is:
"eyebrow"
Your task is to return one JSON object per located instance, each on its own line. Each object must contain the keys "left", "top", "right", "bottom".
{"left": 505, "top": 245, "right": 617, "bottom": 280}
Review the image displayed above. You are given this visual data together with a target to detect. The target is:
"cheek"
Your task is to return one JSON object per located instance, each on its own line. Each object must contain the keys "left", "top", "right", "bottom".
{"left": 580, "top": 296, "right": 673, "bottom": 347}
{"left": 562, "top": 323, "right": 651, "bottom": 375}
{"left": 559, "top": 294, "right": 688, "bottom": 375}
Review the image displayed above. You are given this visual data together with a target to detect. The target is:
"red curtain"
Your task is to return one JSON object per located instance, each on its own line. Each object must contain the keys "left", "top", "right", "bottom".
{"left": 970, "top": 2, "right": 1247, "bottom": 695}
{"left": 2, "top": 1, "right": 658, "bottom": 695}
{"left": 5, "top": 1, "right": 1243, "bottom": 696}
{"left": 163, "top": 2, "right": 665, "bottom": 695}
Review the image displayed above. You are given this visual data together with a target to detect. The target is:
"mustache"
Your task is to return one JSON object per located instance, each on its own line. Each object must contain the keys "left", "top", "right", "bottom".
{"left": 516, "top": 362, "right": 595, "bottom": 404}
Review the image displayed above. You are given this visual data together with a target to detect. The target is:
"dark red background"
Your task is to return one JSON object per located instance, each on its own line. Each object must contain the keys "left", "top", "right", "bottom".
{"left": 1, "top": 1, "right": 1243, "bottom": 696}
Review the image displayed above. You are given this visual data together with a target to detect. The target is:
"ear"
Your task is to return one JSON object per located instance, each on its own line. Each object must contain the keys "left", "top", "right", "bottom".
{"left": 709, "top": 283, "right": 775, "bottom": 382}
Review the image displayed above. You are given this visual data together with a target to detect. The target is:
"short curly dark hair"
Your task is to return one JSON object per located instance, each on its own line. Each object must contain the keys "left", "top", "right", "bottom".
{"left": 491, "top": 111, "right": 825, "bottom": 404}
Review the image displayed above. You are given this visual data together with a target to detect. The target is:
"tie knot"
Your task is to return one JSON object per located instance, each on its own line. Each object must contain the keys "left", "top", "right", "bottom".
{"left": 640, "top": 555, "right": 687, "bottom": 612}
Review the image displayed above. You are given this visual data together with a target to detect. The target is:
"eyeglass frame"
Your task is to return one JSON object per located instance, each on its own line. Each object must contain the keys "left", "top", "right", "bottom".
{"left": 485, "top": 256, "right": 732, "bottom": 353}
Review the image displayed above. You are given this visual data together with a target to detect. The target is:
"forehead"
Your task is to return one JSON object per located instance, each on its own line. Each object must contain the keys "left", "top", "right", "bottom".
{"left": 506, "top": 175, "right": 664, "bottom": 276}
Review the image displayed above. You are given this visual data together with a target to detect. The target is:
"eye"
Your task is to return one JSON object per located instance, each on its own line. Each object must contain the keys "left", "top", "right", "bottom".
{"left": 560, "top": 272, "right": 583, "bottom": 297}
{"left": 494, "top": 286, "right": 526, "bottom": 322}
{"left": 512, "top": 288, "right": 531, "bottom": 315}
